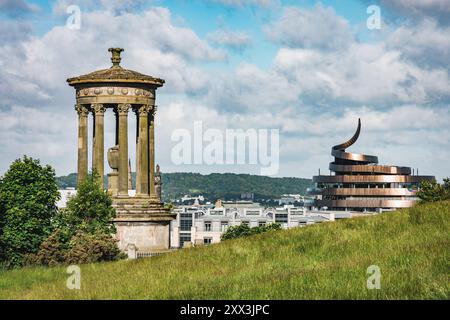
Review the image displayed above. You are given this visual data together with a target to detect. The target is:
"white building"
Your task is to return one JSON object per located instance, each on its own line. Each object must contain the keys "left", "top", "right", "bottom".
{"left": 170, "top": 203, "right": 345, "bottom": 248}
{"left": 180, "top": 195, "right": 205, "bottom": 203}
{"left": 57, "top": 189, "right": 137, "bottom": 209}
{"left": 57, "top": 188, "right": 77, "bottom": 208}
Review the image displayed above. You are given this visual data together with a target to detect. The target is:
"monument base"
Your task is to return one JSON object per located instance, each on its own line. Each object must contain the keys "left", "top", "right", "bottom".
{"left": 112, "top": 197, "right": 176, "bottom": 254}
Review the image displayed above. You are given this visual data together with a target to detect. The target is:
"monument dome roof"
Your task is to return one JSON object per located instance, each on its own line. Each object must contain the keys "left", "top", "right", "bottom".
{"left": 67, "top": 48, "right": 164, "bottom": 87}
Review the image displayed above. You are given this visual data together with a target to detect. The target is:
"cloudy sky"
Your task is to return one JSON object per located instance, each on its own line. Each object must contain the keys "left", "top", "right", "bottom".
{"left": 0, "top": 0, "right": 449, "bottom": 180}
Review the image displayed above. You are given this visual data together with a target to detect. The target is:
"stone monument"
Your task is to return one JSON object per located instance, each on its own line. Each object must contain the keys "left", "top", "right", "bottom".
{"left": 155, "top": 164, "right": 162, "bottom": 201}
{"left": 67, "top": 48, "right": 176, "bottom": 254}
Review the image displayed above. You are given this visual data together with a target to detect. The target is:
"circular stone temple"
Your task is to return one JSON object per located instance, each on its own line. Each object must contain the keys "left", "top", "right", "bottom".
{"left": 67, "top": 48, "right": 175, "bottom": 255}
{"left": 310, "top": 119, "right": 435, "bottom": 212}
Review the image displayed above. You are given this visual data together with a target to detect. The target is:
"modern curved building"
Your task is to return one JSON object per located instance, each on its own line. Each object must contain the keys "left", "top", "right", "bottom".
{"left": 310, "top": 119, "right": 435, "bottom": 212}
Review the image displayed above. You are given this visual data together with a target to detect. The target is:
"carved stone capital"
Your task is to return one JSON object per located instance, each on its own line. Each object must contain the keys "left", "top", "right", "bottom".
{"left": 91, "top": 103, "right": 106, "bottom": 115}
{"left": 75, "top": 104, "right": 89, "bottom": 117}
{"left": 117, "top": 103, "right": 131, "bottom": 115}
{"left": 149, "top": 105, "right": 157, "bottom": 118}
{"left": 136, "top": 104, "right": 153, "bottom": 117}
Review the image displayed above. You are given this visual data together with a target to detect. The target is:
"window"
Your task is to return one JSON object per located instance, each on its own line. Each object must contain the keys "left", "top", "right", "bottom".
{"left": 180, "top": 213, "right": 192, "bottom": 231}
{"left": 180, "top": 234, "right": 191, "bottom": 248}
{"left": 241, "top": 220, "right": 249, "bottom": 227}
{"left": 275, "top": 213, "right": 288, "bottom": 224}
{"left": 258, "top": 221, "right": 266, "bottom": 227}
{"left": 221, "top": 221, "right": 228, "bottom": 232}
{"left": 203, "top": 237, "right": 212, "bottom": 245}
{"left": 204, "top": 221, "right": 212, "bottom": 231}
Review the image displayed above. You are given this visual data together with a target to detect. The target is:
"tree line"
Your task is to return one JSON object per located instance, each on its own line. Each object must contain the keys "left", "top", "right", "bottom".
{"left": 56, "top": 172, "right": 313, "bottom": 201}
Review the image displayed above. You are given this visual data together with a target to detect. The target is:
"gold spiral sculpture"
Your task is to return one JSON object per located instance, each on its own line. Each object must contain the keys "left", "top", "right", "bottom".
{"left": 310, "top": 119, "right": 435, "bottom": 212}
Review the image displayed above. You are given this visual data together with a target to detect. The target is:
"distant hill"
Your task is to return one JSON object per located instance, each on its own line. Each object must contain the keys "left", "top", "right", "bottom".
{"left": 55, "top": 172, "right": 313, "bottom": 201}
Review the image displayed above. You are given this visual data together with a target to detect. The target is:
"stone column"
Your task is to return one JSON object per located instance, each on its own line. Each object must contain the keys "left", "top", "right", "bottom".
{"left": 136, "top": 105, "right": 151, "bottom": 196}
{"left": 75, "top": 104, "right": 89, "bottom": 186}
{"left": 149, "top": 106, "right": 157, "bottom": 199}
{"left": 135, "top": 110, "right": 141, "bottom": 195}
{"left": 117, "top": 103, "right": 131, "bottom": 196}
{"left": 92, "top": 103, "right": 106, "bottom": 187}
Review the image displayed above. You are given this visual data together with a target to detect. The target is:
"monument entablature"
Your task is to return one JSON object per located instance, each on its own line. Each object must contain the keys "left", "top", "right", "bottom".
{"left": 73, "top": 86, "right": 156, "bottom": 105}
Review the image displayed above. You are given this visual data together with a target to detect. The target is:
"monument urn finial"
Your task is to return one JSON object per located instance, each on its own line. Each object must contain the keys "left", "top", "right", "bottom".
{"left": 108, "top": 145, "right": 120, "bottom": 170}
{"left": 108, "top": 48, "right": 124, "bottom": 68}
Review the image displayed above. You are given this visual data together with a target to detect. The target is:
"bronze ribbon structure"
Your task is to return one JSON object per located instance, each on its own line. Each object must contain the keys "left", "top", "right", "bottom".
{"left": 311, "top": 119, "right": 435, "bottom": 211}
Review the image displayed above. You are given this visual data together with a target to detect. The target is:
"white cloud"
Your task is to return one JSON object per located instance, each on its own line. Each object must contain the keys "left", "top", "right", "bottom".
{"left": 264, "top": 4, "right": 354, "bottom": 51}
{"left": 212, "top": 0, "right": 276, "bottom": 7}
{"left": 205, "top": 63, "right": 301, "bottom": 113}
{"left": 387, "top": 19, "right": 450, "bottom": 68}
{"left": 0, "top": 7, "right": 225, "bottom": 175}
{"left": 273, "top": 45, "right": 450, "bottom": 105}
{"left": 0, "top": 7, "right": 225, "bottom": 105}
{"left": 0, "top": 0, "right": 39, "bottom": 16}
{"left": 207, "top": 29, "right": 252, "bottom": 52}
{"left": 374, "top": 0, "right": 450, "bottom": 24}
{"left": 1, "top": 3, "right": 449, "bottom": 182}
{"left": 270, "top": 104, "right": 450, "bottom": 179}
{"left": 0, "top": 105, "right": 76, "bottom": 175}
{"left": 52, "top": 0, "right": 149, "bottom": 15}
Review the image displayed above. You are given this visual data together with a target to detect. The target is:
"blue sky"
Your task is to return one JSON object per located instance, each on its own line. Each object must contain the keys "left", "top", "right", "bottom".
{"left": 0, "top": 0, "right": 449, "bottom": 180}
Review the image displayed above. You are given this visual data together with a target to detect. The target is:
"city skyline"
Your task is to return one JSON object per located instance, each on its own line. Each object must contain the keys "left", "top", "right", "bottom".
{"left": 0, "top": 0, "right": 449, "bottom": 180}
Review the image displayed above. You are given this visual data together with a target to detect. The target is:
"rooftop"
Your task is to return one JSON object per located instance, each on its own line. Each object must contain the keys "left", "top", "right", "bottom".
{"left": 67, "top": 48, "right": 165, "bottom": 87}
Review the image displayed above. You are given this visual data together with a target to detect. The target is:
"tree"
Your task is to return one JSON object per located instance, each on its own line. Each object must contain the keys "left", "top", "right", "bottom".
{"left": 63, "top": 170, "right": 116, "bottom": 235}
{"left": 417, "top": 178, "right": 450, "bottom": 203}
{"left": 221, "top": 223, "right": 281, "bottom": 241}
{"left": 26, "top": 171, "right": 124, "bottom": 267}
{"left": 0, "top": 156, "right": 60, "bottom": 268}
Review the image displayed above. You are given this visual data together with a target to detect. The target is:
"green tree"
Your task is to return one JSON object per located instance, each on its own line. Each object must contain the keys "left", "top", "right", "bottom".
{"left": 221, "top": 223, "right": 281, "bottom": 241}
{"left": 0, "top": 156, "right": 60, "bottom": 268}
{"left": 417, "top": 178, "right": 450, "bottom": 203}
{"left": 62, "top": 170, "right": 116, "bottom": 236}
{"left": 27, "top": 171, "right": 123, "bottom": 267}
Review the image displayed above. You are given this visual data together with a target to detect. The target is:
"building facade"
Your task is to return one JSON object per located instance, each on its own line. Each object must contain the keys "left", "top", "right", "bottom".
{"left": 170, "top": 204, "right": 338, "bottom": 248}
{"left": 309, "top": 119, "right": 435, "bottom": 212}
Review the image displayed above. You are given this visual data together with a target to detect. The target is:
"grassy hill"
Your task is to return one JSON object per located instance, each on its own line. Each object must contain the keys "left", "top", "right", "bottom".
{"left": 0, "top": 201, "right": 448, "bottom": 299}
{"left": 56, "top": 172, "right": 313, "bottom": 201}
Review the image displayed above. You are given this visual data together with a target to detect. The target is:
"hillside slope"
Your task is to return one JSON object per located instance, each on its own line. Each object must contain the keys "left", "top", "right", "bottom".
{"left": 0, "top": 201, "right": 449, "bottom": 299}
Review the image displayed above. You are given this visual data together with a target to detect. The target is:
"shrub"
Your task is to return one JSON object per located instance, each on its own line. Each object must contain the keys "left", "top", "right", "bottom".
{"left": 65, "top": 231, "right": 126, "bottom": 264}
{"left": 221, "top": 223, "right": 281, "bottom": 240}
{"left": 26, "top": 230, "right": 125, "bottom": 266}
{"left": 22, "top": 170, "right": 124, "bottom": 268}
{"left": 25, "top": 230, "right": 67, "bottom": 267}
{"left": 32, "top": 171, "right": 125, "bottom": 267}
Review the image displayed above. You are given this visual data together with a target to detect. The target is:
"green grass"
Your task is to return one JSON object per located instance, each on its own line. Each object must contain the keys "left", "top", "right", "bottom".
{"left": 1, "top": 201, "right": 449, "bottom": 299}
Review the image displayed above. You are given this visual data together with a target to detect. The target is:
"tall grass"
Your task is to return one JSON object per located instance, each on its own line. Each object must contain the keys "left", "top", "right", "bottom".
{"left": 0, "top": 201, "right": 449, "bottom": 299}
